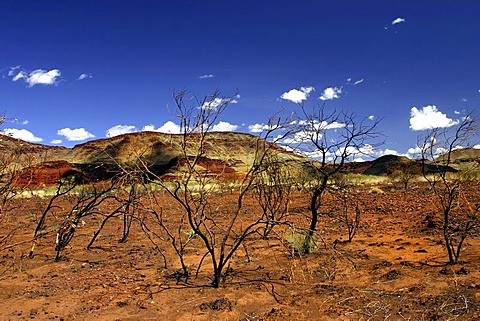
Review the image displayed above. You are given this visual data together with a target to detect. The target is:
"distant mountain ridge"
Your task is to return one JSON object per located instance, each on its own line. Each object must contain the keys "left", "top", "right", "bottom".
{"left": 1, "top": 133, "right": 477, "bottom": 186}
{"left": 1, "top": 131, "right": 303, "bottom": 186}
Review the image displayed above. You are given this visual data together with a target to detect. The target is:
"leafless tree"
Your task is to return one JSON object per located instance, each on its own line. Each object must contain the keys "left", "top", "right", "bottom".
{"left": 0, "top": 116, "right": 35, "bottom": 250}
{"left": 337, "top": 188, "right": 361, "bottom": 243}
{"left": 252, "top": 151, "right": 293, "bottom": 239}
{"left": 290, "top": 104, "right": 382, "bottom": 253}
{"left": 420, "top": 113, "right": 479, "bottom": 264}
{"left": 29, "top": 177, "right": 78, "bottom": 257}
{"left": 53, "top": 180, "right": 119, "bottom": 260}
{"left": 389, "top": 161, "right": 421, "bottom": 190}
{"left": 86, "top": 169, "right": 144, "bottom": 249}
{"left": 141, "top": 89, "right": 290, "bottom": 287}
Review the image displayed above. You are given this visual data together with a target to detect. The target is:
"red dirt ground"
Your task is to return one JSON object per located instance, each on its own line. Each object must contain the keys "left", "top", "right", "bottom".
{"left": 0, "top": 182, "right": 479, "bottom": 320}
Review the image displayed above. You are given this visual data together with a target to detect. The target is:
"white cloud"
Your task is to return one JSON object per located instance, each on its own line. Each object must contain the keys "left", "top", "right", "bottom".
{"left": 368, "top": 115, "right": 375, "bottom": 120}
{"left": 280, "top": 86, "right": 315, "bottom": 103}
{"left": 12, "top": 71, "right": 27, "bottom": 81}
{"left": 248, "top": 123, "right": 282, "bottom": 133}
{"left": 319, "top": 87, "right": 342, "bottom": 100}
{"left": 392, "top": 17, "right": 406, "bottom": 25}
{"left": 473, "top": 144, "right": 480, "bottom": 149}
{"left": 212, "top": 121, "right": 238, "bottom": 132}
{"left": 249, "top": 123, "right": 268, "bottom": 133}
{"left": 6, "top": 118, "right": 29, "bottom": 125}
{"left": 78, "top": 73, "right": 92, "bottom": 80}
{"left": 106, "top": 125, "right": 137, "bottom": 137}
{"left": 57, "top": 127, "right": 95, "bottom": 141}
{"left": 383, "top": 149, "right": 399, "bottom": 156}
{"left": 409, "top": 105, "right": 459, "bottom": 131}
{"left": 8, "top": 66, "right": 26, "bottom": 81}
{"left": 142, "top": 121, "right": 181, "bottom": 134}
{"left": 198, "top": 74, "right": 214, "bottom": 79}
{"left": 1, "top": 128, "right": 43, "bottom": 142}
{"left": 281, "top": 120, "right": 346, "bottom": 146}
{"left": 454, "top": 110, "right": 461, "bottom": 115}
{"left": 8, "top": 66, "right": 61, "bottom": 87}
{"left": 282, "top": 131, "right": 314, "bottom": 145}
{"left": 323, "top": 121, "right": 346, "bottom": 129}
{"left": 347, "top": 78, "right": 364, "bottom": 86}
{"left": 201, "top": 97, "right": 238, "bottom": 110}
{"left": 406, "top": 146, "right": 423, "bottom": 158}
{"left": 50, "top": 139, "right": 63, "bottom": 144}
{"left": 8, "top": 66, "right": 20, "bottom": 76}
{"left": 461, "top": 97, "right": 468, "bottom": 102}
{"left": 26, "top": 69, "right": 61, "bottom": 87}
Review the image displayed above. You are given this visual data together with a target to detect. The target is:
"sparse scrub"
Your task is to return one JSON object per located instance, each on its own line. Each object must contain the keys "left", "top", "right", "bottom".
{"left": 389, "top": 161, "right": 421, "bottom": 190}
{"left": 252, "top": 152, "right": 293, "bottom": 239}
{"left": 140, "top": 89, "right": 291, "bottom": 287}
{"left": 284, "top": 228, "right": 318, "bottom": 256}
{"left": 368, "top": 186, "right": 384, "bottom": 194}
{"left": 337, "top": 189, "right": 361, "bottom": 242}
{"left": 289, "top": 105, "right": 382, "bottom": 253}
{"left": 420, "top": 112, "right": 479, "bottom": 264}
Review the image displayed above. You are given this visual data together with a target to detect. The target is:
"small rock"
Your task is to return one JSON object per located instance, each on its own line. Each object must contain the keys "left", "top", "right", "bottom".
{"left": 474, "top": 292, "right": 480, "bottom": 302}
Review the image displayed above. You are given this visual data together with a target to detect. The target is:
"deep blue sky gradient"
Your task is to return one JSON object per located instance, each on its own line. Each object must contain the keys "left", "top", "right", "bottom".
{"left": 1, "top": 1, "right": 479, "bottom": 155}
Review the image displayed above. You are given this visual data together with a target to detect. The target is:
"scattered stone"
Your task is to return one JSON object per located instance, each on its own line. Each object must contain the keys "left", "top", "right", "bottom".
{"left": 380, "top": 269, "right": 401, "bottom": 281}
{"left": 474, "top": 292, "right": 480, "bottom": 302}
{"left": 456, "top": 267, "right": 469, "bottom": 275}
{"left": 199, "top": 298, "right": 232, "bottom": 311}
{"left": 116, "top": 301, "right": 128, "bottom": 307}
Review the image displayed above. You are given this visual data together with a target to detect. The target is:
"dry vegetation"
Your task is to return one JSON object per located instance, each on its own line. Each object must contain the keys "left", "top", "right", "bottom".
{"left": 0, "top": 95, "right": 479, "bottom": 320}
{"left": 0, "top": 182, "right": 479, "bottom": 320}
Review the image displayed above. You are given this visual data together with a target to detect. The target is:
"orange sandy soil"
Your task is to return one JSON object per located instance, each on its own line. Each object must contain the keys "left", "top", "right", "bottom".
{"left": 0, "top": 183, "right": 479, "bottom": 320}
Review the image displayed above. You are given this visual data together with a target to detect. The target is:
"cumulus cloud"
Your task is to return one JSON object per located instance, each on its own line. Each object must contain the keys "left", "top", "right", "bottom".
{"left": 406, "top": 146, "right": 422, "bottom": 158}
{"left": 392, "top": 17, "right": 406, "bottom": 25}
{"left": 106, "top": 125, "right": 137, "bottom": 137}
{"left": 1, "top": 128, "right": 43, "bottom": 142}
{"left": 281, "top": 120, "right": 346, "bottom": 145}
{"left": 142, "top": 121, "right": 181, "bottom": 134}
{"left": 249, "top": 123, "right": 269, "bottom": 133}
{"left": 319, "top": 87, "right": 342, "bottom": 101}
{"left": 368, "top": 115, "right": 375, "bottom": 120}
{"left": 8, "top": 66, "right": 62, "bottom": 87}
{"left": 280, "top": 86, "right": 315, "bottom": 103}
{"left": 57, "top": 128, "right": 95, "bottom": 141}
{"left": 248, "top": 123, "right": 283, "bottom": 133}
{"left": 27, "top": 69, "right": 61, "bottom": 87}
{"left": 201, "top": 97, "right": 238, "bottom": 110}
{"left": 50, "top": 139, "right": 63, "bottom": 144}
{"left": 474, "top": 144, "right": 480, "bottom": 149}
{"left": 296, "top": 143, "right": 390, "bottom": 162}
{"left": 212, "top": 121, "right": 238, "bottom": 132}
{"left": 409, "top": 105, "right": 459, "bottom": 131}
{"left": 198, "top": 74, "right": 214, "bottom": 79}
{"left": 78, "top": 73, "right": 92, "bottom": 80}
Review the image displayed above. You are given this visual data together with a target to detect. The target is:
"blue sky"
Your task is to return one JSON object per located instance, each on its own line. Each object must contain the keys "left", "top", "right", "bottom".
{"left": 1, "top": 1, "right": 479, "bottom": 158}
